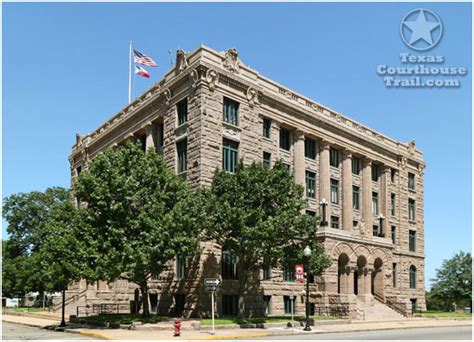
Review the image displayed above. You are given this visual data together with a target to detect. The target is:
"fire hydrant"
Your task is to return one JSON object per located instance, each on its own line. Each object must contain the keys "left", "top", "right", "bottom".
{"left": 173, "top": 318, "right": 182, "bottom": 337}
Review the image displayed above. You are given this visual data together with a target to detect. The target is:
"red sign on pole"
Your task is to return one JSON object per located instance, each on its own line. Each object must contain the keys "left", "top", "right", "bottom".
{"left": 295, "top": 265, "right": 304, "bottom": 283}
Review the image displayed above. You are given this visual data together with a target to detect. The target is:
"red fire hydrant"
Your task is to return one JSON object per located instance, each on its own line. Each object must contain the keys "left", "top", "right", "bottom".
{"left": 173, "top": 318, "right": 182, "bottom": 337}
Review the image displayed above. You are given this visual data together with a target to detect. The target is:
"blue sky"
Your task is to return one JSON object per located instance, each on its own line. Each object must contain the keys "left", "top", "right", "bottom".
{"left": 2, "top": 2, "right": 471, "bottom": 287}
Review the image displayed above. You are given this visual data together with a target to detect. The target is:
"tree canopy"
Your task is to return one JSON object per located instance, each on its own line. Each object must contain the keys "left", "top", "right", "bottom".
{"left": 73, "top": 142, "right": 205, "bottom": 316}
{"left": 203, "top": 160, "right": 331, "bottom": 315}
{"left": 427, "top": 251, "right": 472, "bottom": 311}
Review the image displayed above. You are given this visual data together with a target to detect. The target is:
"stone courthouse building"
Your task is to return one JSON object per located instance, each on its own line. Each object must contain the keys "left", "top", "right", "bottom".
{"left": 66, "top": 46, "right": 426, "bottom": 319}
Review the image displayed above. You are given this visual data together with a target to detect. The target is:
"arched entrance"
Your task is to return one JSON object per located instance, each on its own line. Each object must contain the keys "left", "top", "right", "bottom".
{"left": 338, "top": 254, "right": 350, "bottom": 294}
{"left": 372, "top": 257, "right": 384, "bottom": 298}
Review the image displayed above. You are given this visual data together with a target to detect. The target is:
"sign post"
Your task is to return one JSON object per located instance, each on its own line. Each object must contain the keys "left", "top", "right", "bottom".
{"left": 204, "top": 278, "right": 221, "bottom": 335}
{"left": 290, "top": 290, "right": 295, "bottom": 330}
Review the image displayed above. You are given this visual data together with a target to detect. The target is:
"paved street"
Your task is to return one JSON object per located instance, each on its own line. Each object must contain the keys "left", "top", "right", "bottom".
{"left": 2, "top": 322, "right": 93, "bottom": 340}
{"left": 244, "top": 325, "right": 472, "bottom": 340}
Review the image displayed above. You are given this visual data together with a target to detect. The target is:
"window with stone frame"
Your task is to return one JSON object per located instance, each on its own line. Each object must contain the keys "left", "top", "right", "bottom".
{"left": 279, "top": 128, "right": 291, "bottom": 151}
{"left": 372, "top": 164, "right": 380, "bottom": 182}
{"left": 372, "top": 192, "right": 379, "bottom": 215}
{"left": 263, "top": 152, "right": 271, "bottom": 168}
{"left": 175, "top": 256, "right": 187, "bottom": 280}
{"left": 330, "top": 148, "right": 340, "bottom": 168}
{"left": 262, "top": 117, "right": 271, "bottom": 138}
{"left": 372, "top": 225, "right": 379, "bottom": 236}
{"left": 391, "top": 226, "right": 397, "bottom": 244}
{"left": 392, "top": 263, "right": 397, "bottom": 287}
{"left": 352, "top": 156, "right": 361, "bottom": 175}
{"left": 305, "top": 138, "right": 317, "bottom": 160}
{"left": 222, "top": 138, "right": 239, "bottom": 173}
{"left": 391, "top": 193, "right": 396, "bottom": 216}
{"left": 223, "top": 97, "right": 239, "bottom": 126}
{"left": 177, "top": 98, "right": 188, "bottom": 126}
{"left": 263, "top": 266, "right": 272, "bottom": 280}
{"left": 409, "top": 266, "right": 417, "bottom": 289}
{"left": 408, "top": 172, "right": 416, "bottom": 190}
{"left": 222, "top": 295, "right": 239, "bottom": 316}
{"left": 408, "top": 198, "right": 416, "bottom": 221}
{"left": 390, "top": 168, "right": 396, "bottom": 183}
{"left": 305, "top": 171, "right": 316, "bottom": 198}
{"left": 176, "top": 139, "right": 187, "bottom": 173}
{"left": 283, "top": 265, "right": 295, "bottom": 282}
{"left": 409, "top": 230, "right": 416, "bottom": 252}
{"left": 306, "top": 210, "right": 316, "bottom": 217}
{"left": 331, "top": 215, "right": 340, "bottom": 229}
{"left": 352, "top": 186, "right": 360, "bottom": 210}
{"left": 330, "top": 179, "right": 339, "bottom": 204}
{"left": 283, "top": 296, "right": 294, "bottom": 314}
{"left": 221, "top": 250, "right": 238, "bottom": 279}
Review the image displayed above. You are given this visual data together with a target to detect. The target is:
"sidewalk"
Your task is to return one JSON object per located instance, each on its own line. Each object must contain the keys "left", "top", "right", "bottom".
{"left": 2, "top": 314, "right": 472, "bottom": 340}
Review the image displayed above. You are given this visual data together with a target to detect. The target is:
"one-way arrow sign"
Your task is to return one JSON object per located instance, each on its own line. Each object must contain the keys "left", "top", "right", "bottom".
{"left": 204, "top": 278, "right": 221, "bottom": 286}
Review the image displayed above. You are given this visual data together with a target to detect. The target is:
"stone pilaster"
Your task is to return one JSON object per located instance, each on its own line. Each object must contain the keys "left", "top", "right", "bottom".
{"left": 293, "top": 130, "right": 305, "bottom": 187}
{"left": 365, "top": 268, "right": 373, "bottom": 295}
{"left": 362, "top": 158, "right": 373, "bottom": 230}
{"left": 319, "top": 140, "right": 331, "bottom": 217}
{"left": 380, "top": 165, "right": 390, "bottom": 236}
{"left": 342, "top": 149, "right": 353, "bottom": 231}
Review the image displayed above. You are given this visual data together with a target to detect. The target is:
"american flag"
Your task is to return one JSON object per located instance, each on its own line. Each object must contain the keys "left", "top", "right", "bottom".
{"left": 133, "top": 49, "right": 158, "bottom": 67}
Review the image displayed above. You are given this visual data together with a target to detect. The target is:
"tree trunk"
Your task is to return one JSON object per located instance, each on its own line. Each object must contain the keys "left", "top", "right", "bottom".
{"left": 140, "top": 285, "right": 150, "bottom": 318}
{"left": 237, "top": 263, "right": 250, "bottom": 318}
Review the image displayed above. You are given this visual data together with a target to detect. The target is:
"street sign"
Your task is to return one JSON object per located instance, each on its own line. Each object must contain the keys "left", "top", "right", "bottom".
{"left": 205, "top": 285, "right": 218, "bottom": 292}
{"left": 295, "top": 265, "right": 305, "bottom": 283}
{"left": 204, "top": 278, "right": 221, "bottom": 287}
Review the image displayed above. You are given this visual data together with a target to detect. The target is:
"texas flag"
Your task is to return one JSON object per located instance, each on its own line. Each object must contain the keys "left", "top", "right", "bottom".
{"left": 135, "top": 65, "right": 150, "bottom": 78}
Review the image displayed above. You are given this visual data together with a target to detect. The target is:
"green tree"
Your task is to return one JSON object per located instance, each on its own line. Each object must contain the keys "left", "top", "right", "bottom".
{"left": 74, "top": 142, "right": 204, "bottom": 317}
{"left": 429, "top": 251, "right": 472, "bottom": 311}
{"left": 204, "top": 160, "right": 331, "bottom": 316}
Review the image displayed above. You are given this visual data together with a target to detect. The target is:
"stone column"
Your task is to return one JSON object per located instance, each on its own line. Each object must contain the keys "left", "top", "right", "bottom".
{"left": 365, "top": 269, "right": 373, "bottom": 295}
{"left": 346, "top": 267, "right": 355, "bottom": 294}
{"left": 357, "top": 269, "right": 365, "bottom": 295}
{"left": 319, "top": 140, "right": 331, "bottom": 215}
{"left": 362, "top": 158, "right": 373, "bottom": 230}
{"left": 145, "top": 123, "right": 155, "bottom": 151}
{"left": 342, "top": 149, "right": 353, "bottom": 231}
{"left": 380, "top": 166, "right": 390, "bottom": 237}
{"left": 293, "top": 130, "right": 305, "bottom": 187}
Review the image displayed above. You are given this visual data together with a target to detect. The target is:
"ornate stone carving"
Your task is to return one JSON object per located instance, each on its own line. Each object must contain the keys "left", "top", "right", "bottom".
{"left": 75, "top": 133, "right": 83, "bottom": 145}
{"left": 398, "top": 155, "right": 407, "bottom": 169}
{"left": 190, "top": 69, "right": 199, "bottom": 88}
{"left": 223, "top": 48, "right": 240, "bottom": 73}
{"left": 175, "top": 49, "right": 189, "bottom": 73}
{"left": 163, "top": 88, "right": 171, "bottom": 105}
{"left": 408, "top": 140, "right": 416, "bottom": 155}
{"left": 418, "top": 162, "right": 426, "bottom": 175}
{"left": 206, "top": 68, "right": 219, "bottom": 91}
{"left": 358, "top": 220, "right": 368, "bottom": 237}
{"left": 246, "top": 86, "right": 258, "bottom": 107}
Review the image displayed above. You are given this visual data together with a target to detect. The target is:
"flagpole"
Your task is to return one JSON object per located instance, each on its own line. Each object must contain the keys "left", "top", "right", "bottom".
{"left": 128, "top": 41, "right": 132, "bottom": 104}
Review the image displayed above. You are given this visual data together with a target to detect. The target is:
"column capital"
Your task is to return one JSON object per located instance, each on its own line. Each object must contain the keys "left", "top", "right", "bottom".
{"left": 319, "top": 140, "right": 330, "bottom": 151}
{"left": 362, "top": 157, "right": 372, "bottom": 166}
{"left": 382, "top": 165, "right": 391, "bottom": 173}
{"left": 294, "top": 129, "right": 305, "bottom": 141}
{"left": 144, "top": 122, "right": 154, "bottom": 134}
{"left": 342, "top": 149, "right": 352, "bottom": 159}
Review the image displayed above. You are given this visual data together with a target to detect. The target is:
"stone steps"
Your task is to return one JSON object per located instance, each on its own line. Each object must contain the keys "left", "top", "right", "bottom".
{"left": 357, "top": 298, "right": 405, "bottom": 321}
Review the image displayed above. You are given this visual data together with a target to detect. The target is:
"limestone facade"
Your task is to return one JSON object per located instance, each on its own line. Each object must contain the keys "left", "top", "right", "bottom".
{"left": 67, "top": 46, "right": 426, "bottom": 318}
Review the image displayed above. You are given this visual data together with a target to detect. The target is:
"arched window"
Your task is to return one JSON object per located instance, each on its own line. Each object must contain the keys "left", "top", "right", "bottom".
{"left": 409, "top": 266, "right": 417, "bottom": 289}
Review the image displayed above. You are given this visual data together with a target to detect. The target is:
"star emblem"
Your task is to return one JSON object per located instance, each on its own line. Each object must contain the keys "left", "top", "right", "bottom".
{"left": 400, "top": 9, "right": 443, "bottom": 51}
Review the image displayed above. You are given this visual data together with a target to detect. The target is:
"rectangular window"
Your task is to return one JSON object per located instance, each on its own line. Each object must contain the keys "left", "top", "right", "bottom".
{"left": 392, "top": 263, "right": 397, "bottom": 287}
{"left": 353, "top": 220, "right": 359, "bottom": 228}
{"left": 409, "top": 230, "right": 416, "bottom": 252}
{"left": 262, "top": 118, "right": 271, "bottom": 138}
{"left": 222, "top": 139, "right": 239, "bottom": 173}
{"left": 352, "top": 186, "right": 360, "bottom": 210}
{"left": 283, "top": 296, "right": 294, "bottom": 315}
{"left": 263, "top": 266, "right": 271, "bottom": 280}
{"left": 156, "top": 123, "right": 164, "bottom": 149}
{"left": 391, "top": 226, "right": 396, "bottom": 244}
{"left": 391, "top": 193, "right": 396, "bottom": 216}
{"left": 372, "top": 225, "right": 379, "bottom": 236}
{"left": 306, "top": 210, "right": 316, "bottom": 217}
{"left": 76, "top": 166, "right": 82, "bottom": 176}
{"left": 372, "top": 192, "right": 379, "bottom": 215}
{"left": 305, "top": 171, "right": 316, "bottom": 198}
{"left": 330, "top": 179, "right": 339, "bottom": 204}
{"left": 305, "top": 138, "right": 316, "bottom": 160}
{"left": 223, "top": 97, "right": 239, "bottom": 126}
{"left": 176, "top": 256, "right": 187, "bottom": 280}
{"left": 330, "top": 148, "right": 340, "bottom": 168}
{"left": 408, "top": 172, "right": 415, "bottom": 190}
{"left": 177, "top": 98, "right": 188, "bottom": 126}
{"left": 372, "top": 164, "right": 380, "bottom": 182}
{"left": 263, "top": 152, "right": 271, "bottom": 168}
{"left": 352, "top": 157, "right": 361, "bottom": 175}
{"left": 140, "top": 134, "right": 146, "bottom": 151}
{"left": 279, "top": 128, "right": 291, "bottom": 151}
{"left": 331, "top": 216, "right": 340, "bottom": 229}
{"left": 176, "top": 139, "right": 187, "bottom": 173}
{"left": 283, "top": 163, "right": 291, "bottom": 174}
{"left": 283, "top": 266, "right": 295, "bottom": 282}
{"left": 391, "top": 168, "right": 396, "bottom": 183}
{"left": 222, "top": 295, "right": 238, "bottom": 316}
{"left": 222, "top": 251, "right": 238, "bottom": 279}
{"left": 408, "top": 199, "right": 416, "bottom": 221}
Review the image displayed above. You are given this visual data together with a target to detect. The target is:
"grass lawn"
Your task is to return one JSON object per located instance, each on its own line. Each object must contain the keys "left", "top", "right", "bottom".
{"left": 81, "top": 314, "right": 169, "bottom": 325}
{"left": 419, "top": 311, "right": 472, "bottom": 318}
{"left": 12, "top": 307, "right": 47, "bottom": 313}
{"left": 200, "top": 316, "right": 337, "bottom": 326}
